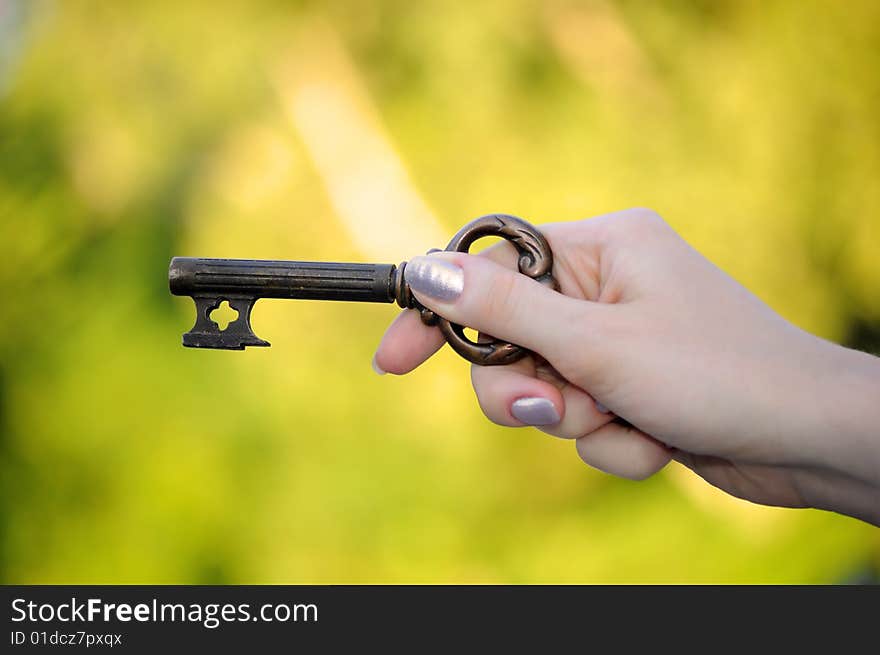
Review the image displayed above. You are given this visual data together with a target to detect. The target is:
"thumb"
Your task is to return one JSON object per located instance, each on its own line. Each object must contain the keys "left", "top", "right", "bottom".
{"left": 404, "top": 252, "right": 599, "bottom": 363}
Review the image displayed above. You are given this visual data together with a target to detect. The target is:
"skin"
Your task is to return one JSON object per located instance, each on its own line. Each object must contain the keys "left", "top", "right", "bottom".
{"left": 373, "top": 209, "right": 880, "bottom": 526}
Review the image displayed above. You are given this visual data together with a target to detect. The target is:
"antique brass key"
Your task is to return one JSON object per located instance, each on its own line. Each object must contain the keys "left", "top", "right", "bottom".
{"left": 169, "top": 214, "right": 557, "bottom": 366}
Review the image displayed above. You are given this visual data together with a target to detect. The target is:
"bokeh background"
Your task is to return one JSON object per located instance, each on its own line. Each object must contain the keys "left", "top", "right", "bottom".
{"left": 2, "top": 0, "right": 879, "bottom": 583}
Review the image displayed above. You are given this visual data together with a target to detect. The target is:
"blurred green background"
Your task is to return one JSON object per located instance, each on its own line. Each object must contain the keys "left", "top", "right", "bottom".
{"left": 2, "top": 0, "right": 879, "bottom": 583}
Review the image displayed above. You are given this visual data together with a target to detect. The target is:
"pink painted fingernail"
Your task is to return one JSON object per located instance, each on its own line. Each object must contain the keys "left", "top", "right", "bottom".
{"left": 511, "top": 397, "right": 560, "bottom": 426}
{"left": 404, "top": 256, "right": 464, "bottom": 302}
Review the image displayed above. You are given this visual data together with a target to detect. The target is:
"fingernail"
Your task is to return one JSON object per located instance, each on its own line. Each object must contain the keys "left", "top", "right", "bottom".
{"left": 404, "top": 256, "right": 463, "bottom": 302}
{"left": 371, "top": 354, "right": 386, "bottom": 375}
{"left": 511, "top": 397, "right": 560, "bottom": 426}
{"left": 595, "top": 401, "right": 610, "bottom": 414}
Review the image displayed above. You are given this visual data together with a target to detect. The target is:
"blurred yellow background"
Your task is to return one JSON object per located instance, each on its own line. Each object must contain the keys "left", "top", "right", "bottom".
{"left": 2, "top": 0, "right": 879, "bottom": 583}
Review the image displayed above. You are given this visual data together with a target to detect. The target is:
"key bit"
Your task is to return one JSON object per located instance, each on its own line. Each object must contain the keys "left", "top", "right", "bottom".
{"left": 168, "top": 214, "right": 558, "bottom": 366}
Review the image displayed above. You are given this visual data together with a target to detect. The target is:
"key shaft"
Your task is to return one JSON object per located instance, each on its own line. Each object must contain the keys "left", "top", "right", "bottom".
{"left": 169, "top": 257, "right": 414, "bottom": 350}
{"left": 169, "top": 258, "right": 399, "bottom": 303}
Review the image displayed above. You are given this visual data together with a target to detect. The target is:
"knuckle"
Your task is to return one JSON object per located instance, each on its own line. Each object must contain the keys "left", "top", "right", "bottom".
{"left": 476, "top": 239, "right": 518, "bottom": 268}
{"left": 627, "top": 207, "right": 665, "bottom": 226}
{"left": 613, "top": 207, "right": 669, "bottom": 238}
{"left": 576, "top": 208, "right": 669, "bottom": 246}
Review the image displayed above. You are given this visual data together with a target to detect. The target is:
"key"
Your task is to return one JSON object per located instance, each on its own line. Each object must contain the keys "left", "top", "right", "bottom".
{"left": 168, "top": 214, "right": 557, "bottom": 366}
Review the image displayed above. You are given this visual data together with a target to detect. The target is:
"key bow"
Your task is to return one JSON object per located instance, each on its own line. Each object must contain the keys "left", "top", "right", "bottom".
{"left": 408, "top": 213, "right": 558, "bottom": 366}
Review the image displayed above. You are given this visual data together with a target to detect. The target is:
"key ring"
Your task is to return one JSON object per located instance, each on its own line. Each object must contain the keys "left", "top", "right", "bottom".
{"left": 403, "top": 214, "right": 558, "bottom": 366}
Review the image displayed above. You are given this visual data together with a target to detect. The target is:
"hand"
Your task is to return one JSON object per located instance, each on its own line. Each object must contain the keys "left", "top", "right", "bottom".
{"left": 373, "top": 209, "right": 880, "bottom": 525}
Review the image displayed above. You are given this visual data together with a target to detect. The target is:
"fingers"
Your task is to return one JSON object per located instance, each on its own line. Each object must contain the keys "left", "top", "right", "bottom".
{"left": 372, "top": 309, "right": 445, "bottom": 375}
{"left": 372, "top": 240, "right": 522, "bottom": 375}
{"left": 546, "top": 382, "right": 615, "bottom": 439}
{"left": 403, "top": 252, "right": 601, "bottom": 364}
{"left": 471, "top": 362, "right": 613, "bottom": 438}
{"left": 468, "top": 356, "right": 563, "bottom": 427}
{"left": 575, "top": 423, "right": 672, "bottom": 480}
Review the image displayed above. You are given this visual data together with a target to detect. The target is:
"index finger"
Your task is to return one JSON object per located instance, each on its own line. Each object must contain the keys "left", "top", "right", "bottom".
{"left": 372, "top": 308, "right": 445, "bottom": 375}
{"left": 372, "top": 239, "right": 520, "bottom": 375}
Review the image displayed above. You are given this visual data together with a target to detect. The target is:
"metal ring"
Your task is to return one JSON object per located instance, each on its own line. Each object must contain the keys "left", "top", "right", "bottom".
{"left": 432, "top": 214, "right": 557, "bottom": 366}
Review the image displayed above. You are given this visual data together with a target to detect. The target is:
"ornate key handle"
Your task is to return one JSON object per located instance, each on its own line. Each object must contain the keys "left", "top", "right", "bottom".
{"left": 169, "top": 213, "right": 556, "bottom": 366}
{"left": 401, "top": 214, "right": 558, "bottom": 366}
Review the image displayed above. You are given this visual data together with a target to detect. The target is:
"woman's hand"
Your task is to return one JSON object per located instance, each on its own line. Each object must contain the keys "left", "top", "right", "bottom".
{"left": 373, "top": 209, "right": 880, "bottom": 525}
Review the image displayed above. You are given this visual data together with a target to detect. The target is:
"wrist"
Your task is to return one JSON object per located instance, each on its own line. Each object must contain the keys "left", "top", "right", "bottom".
{"left": 776, "top": 337, "right": 880, "bottom": 525}
{"left": 804, "top": 339, "right": 880, "bottom": 487}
